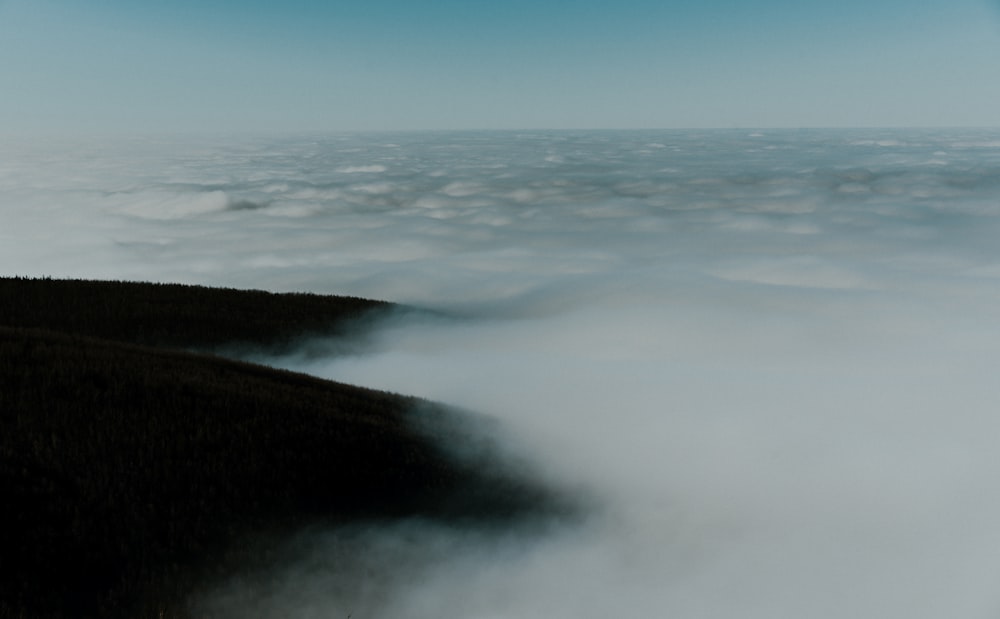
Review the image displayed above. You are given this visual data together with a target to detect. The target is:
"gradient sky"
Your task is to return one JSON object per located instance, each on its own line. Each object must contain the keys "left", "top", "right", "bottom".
{"left": 1, "top": 0, "right": 999, "bottom": 133}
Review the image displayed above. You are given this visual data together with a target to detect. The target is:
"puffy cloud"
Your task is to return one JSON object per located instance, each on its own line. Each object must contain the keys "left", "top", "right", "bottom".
{"left": 5, "top": 129, "right": 1000, "bottom": 618}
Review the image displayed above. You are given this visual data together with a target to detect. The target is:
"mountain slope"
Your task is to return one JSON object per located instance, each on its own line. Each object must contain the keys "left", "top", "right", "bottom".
{"left": 0, "top": 279, "right": 557, "bottom": 618}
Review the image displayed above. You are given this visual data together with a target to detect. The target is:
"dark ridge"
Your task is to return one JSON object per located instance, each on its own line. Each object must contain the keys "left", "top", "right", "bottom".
{"left": 0, "top": 279, "right": 568, "bottom": 618}
{"left": 0, "top": 276, "right": 395, "bottom": 353}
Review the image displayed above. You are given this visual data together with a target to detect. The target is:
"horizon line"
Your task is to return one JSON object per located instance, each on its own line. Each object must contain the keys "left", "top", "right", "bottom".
{"left": 3, "top": 125, "right": 1000, "bottom": 140}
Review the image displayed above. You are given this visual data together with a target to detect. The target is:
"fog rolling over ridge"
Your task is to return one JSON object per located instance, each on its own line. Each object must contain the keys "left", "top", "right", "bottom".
{"left": 5, "top": 129, "right": 1000, "bottom": 617}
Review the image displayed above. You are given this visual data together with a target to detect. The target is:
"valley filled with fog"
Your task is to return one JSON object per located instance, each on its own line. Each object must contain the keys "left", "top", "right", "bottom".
{"left": 5, "top": 129, "right": 1000, "bottom": 618}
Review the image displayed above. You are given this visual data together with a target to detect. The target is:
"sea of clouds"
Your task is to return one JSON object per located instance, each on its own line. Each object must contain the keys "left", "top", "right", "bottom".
{"left": 4, "top": 129, "right": 1000, "bottom": 617}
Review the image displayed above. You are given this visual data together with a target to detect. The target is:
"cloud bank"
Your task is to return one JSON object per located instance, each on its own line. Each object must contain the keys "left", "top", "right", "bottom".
{"left": 4, "top": 129, "right": 1000, "bottom": 617}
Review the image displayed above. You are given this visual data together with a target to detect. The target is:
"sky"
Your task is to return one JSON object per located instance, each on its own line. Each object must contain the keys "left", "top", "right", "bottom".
{"left": 1, "top": 0, "right": 1000, "bottom": 133}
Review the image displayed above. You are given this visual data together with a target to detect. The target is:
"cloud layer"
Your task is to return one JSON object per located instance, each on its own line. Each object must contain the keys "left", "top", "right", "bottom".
{"left": 5, "top": 129, "right": 1000, "bottom": 617}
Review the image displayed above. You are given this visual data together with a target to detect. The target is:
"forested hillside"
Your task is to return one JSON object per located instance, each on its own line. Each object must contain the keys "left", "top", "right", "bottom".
{"left": 0, "top": 277, "right": 394, "bottom": 352}
{"left": 0, "top": 279, "right": 556, "bottom": 618}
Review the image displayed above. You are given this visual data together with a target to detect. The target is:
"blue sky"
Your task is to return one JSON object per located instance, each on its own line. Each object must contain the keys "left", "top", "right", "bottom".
{"left": 1, "top": 0, "right": 999, "bottom": 133}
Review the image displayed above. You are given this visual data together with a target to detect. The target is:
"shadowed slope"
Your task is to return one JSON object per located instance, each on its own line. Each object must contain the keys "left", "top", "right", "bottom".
{"left": 0, "top": 276, "right": 394, "bottom": 353}
{"left": 0, "top": 279, "right": 562, "bottom": 618}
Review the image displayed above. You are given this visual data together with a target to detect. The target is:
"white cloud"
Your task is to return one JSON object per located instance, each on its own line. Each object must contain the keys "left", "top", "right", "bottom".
{"left": 6, "top": 129, "right": 1000, "bottom": 617}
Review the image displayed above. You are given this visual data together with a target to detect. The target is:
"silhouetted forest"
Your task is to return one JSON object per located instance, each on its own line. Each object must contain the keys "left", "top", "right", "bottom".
{"left": 0, "top": 276, "right": 395, "bottom": 353}
{"left": 0, "top": 278, "right": 560, "bottom": 618}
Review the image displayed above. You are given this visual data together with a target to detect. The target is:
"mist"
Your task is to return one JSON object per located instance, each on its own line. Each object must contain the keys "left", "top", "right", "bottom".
{"left": 4, "top": 129, "right": 1000, "bottom": 617}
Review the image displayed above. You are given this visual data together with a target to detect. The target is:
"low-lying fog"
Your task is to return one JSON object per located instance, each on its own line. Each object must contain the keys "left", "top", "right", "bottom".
{"left": 4, "top": 129, "right": 1000, "bottom": 617}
